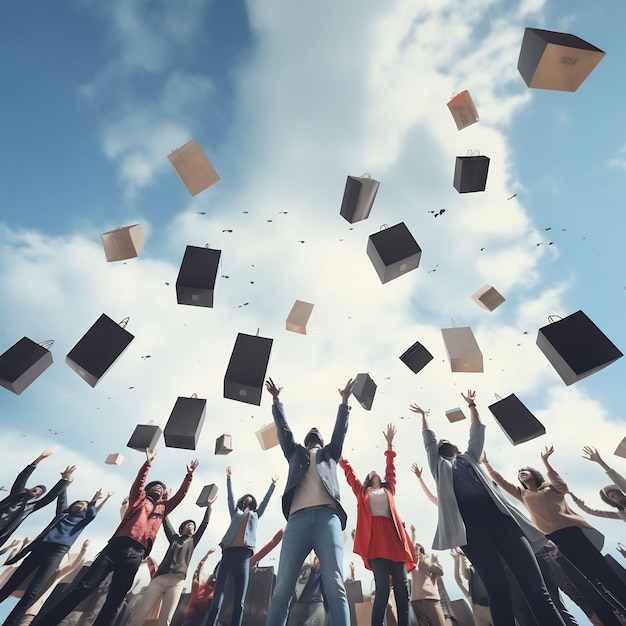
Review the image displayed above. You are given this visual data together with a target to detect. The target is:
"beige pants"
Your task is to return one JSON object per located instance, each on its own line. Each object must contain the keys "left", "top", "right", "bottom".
{"left": 126, "top": 572, "right": 185, "bottom": 626}
{"left": 410, "top": 599, "right": 446, "bottom": 626}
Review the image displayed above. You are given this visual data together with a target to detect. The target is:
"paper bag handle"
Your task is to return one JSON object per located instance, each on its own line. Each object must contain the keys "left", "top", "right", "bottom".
{"left": 547, "top": 315, "right": 563, "bottom": 323}
{"left": 119, "top": 317, "right": 130, "bottom": 328}
{"left": 39, "top": 340, "right": 54, "bottom": 350}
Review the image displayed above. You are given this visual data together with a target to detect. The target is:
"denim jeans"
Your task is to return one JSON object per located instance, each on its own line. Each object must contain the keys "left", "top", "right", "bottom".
{"left": 203, "top": 546, "right": 252, "bottom": 626}
{"left": 266, "top": 506, "right": 349, "bottom": 626}
{"left": 369, "top": 558, "right": 410, "bottom": 626}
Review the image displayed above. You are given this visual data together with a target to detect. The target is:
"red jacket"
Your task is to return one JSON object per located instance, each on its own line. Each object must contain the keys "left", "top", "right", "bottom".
{"left": 340, "top": 450, "right": 415, "bottom": 571}
{"left": 111, "top": 461, "right": 192, "bottom": 553}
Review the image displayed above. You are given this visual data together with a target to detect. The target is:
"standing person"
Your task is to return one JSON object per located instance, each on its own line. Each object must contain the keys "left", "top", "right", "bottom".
{"left": 32, "top": 449, "right": 197, "bottom": 626}
{"left": 264, "top": 377, "right": 356, "bottom": 626}
{"left": 0, "top": 449, "right": 69, "bottom": 548}
{"left": 203, "top": 466, "right": 277, "bottom": 626}
{"left": 409, "top": 544, "right": 446, "bottom": 626}
{"left": 339, "top": 423, "right": 414, "bottom": 626}
{"left": 569, "top": 445, "right": 626, "bottom": 523}
{"left": 411, "top": 391, "right": 565, "bottom": 626}
{"left": 481, "top": 446, "right": 626, "bottom": 615}
{"left": 0, "top": 465, "right": 100, "bottom": 626}
{"left": 126, "top": 495, "right": 216, "bottom": 626}
{"left": 286, "top": 554, "right": 327, "bottom": 626}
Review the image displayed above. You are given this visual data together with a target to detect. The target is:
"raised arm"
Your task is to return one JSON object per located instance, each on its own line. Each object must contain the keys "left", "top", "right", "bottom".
{"left": 541, "top": 446, "right": 568, "bottom": 494}
{"left": 267, "top": 378, "right": 298, "bottom": 460}
{"left": 226, "top": 466, "right": 236, "bottom": 516}
{"left": 250, "top": 528, "right": 283, "bottom": 567}
{"left": 411, "top": 464, "right": 438, "bottom": 506}
{"left": 412, "top": 405, "right": 439, "bottom": 479}
{"left": 256, "top": 476, "right": 278, "bottom": 518}
{"left": 383, "top": 423, "right": 397, "bottom": 493}
{"left": 128, "top": 449, "right": 155, "bottom": 506}
{"left": 461, "top": 390, "right": 483, "bottom": 461}
{"left": 480, "top": 452, "right": 524, "bottom": 502}
{"left": 326, "top": 379, "right": 355, "bottom": 460}
{"left": 96, "top": 491, "right": 114, "bottom": 513}
{"left": 164, "top": 459, "right": 197, "bottom": 514}
{"left": 34, "top": 466, "right": 75, "bottom": 512}
{"left": 582, "top": 446, "right": 626, "bottom": 493}
{"left": 568, "top": 492, "right": 620, "bottom": 520}
{"left": 193, "top": 497, "right": 216, "bottom": 546}
{"left": 338, "top": 457, "right": 363, "bottom": 498}
{"left": 451, "top": 549, "right": 470, "bottom": 599}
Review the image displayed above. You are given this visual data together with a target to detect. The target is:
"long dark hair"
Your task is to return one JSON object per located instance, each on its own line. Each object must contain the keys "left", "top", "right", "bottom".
{"left": 518, "top": 467, "right": 545, "bottom": 489}
{"left": 237, "top": 493, "right": 258, "bottom": 511}
{"left": 362, "top": 473, "right": 391, "bottom": 491}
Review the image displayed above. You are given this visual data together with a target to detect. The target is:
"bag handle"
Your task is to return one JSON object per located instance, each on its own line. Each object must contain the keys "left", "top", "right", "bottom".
{"left": 494, "top": 393, "right": 502, "bottom": 401}
{"left": 449, "top": 318, "right": 458, "bottom": 328}
{"left": 39, "top": 340, "right": 54, "bottom": 350}
{"left": 119, "top": 317, "right": 130, "bottom": 328}
{"left": 547, "top": 315, "right": 563, "bottom": 323}
{"left": 466, "top": 149, "right": 481, "bottom": 157}
{"left": 359, "top": 172, "right": 371, "bottom": 179}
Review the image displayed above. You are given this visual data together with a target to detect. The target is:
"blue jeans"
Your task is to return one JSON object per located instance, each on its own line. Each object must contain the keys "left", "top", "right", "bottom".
{"left": 203, "top": 546, "right": 252, "bottom": 626}
{"left": 266, "top": 507, "right": 349, "bottom": 626}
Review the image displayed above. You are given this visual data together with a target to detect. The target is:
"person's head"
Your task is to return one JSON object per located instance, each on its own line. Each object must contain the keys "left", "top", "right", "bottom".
{"left": 414, "top": 543, "right": 426, "bottom": 560}
{"left": 145, "top": 481, "right": 166, "bottom": 502}
{"left": 179, "top": 519, "right": 196, "bottom": 536}
{"left": 28, "top": 485, "right": 46, "bottom": 499}
{"left": 237, "top": 493, "right": 258, "bottom": 512}
{"left": 363, "top": 470, "right": 390, "bottom": 491}
{"left": 518, "top": 467, "right": 544, "bottom": 489}
{"left": 437, "top": 439, "right": 459, "bottom": 459}
{"left": 69, "top": 500, "right": 89, "bottom": 514}
{"left": 304, "top": 427, "right": 324, "bottom": 449}
{"left": 599, "top": 484, "right": 626, "bottom": 510}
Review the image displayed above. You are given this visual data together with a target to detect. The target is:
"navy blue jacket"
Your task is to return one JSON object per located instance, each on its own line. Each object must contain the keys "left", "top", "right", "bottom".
{"left": 272, "top": 401, "right": 349, "bottom": 530}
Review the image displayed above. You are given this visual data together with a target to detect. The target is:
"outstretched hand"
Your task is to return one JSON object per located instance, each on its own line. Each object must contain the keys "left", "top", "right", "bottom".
{"left": 339, "top": 378, "right": 356, "bottom": 404}
{"left": 582, "top": 445, "right": 602, "bottom": 464}
{"left": 541, "top": 445, "right": 555, "bottom": 463}
{"left": 409, "top": 404, "right": 428, "bottom": 416}
{"left": 61, "top": 465, "right": 76, "bottom": 482}
{"left": 383, "top": 423, "right": 396, "bottom": 446}
{"left": 207, "top": 495, "right": 218, "bottom": 507}
{"left": 265, "top": 378, "right": 282, "bottom": 399}
{"left": 411, "top": 463, "right": 423, "bottom": 478}
{"left": 271, "top": 474, "right": 279, "bottom": 484}
{"left": 226, "top": 466, "right": 232, "bottom": 477}
{"left": 187, "top": 459, "right": 199, "bottom": 474}
{"left": 145, "top": 449, "right": 157, "bottom": 463}
{"left": 461, "top": 389, "right": 476, "bottom": 405}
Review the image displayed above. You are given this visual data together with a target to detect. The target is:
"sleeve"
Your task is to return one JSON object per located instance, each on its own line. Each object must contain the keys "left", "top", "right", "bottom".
{"left": 227, "top": 475, "right": 236, "bottom": 516}
{"left": 163, "top": 516, "right": 176, "bottom": 543}
{"left": 84, "top": 502, "right": 97, "bottom": 522}
{"left": 33, "top": 479, "right": 70, "bottom": 511}
{"left": 10, "top": 465, "right": 36, "bottom": 494}
{"left": 55, "top": 484, "right": 69, "bottom": 516}
{"left": 466, "top": 423, "right": 485, "bottom": 462}
{"left": 568, "top": 493, "right": 619, "bottom": 520}
{"left": 193, "top": 506, "right": 212, "bottom": 546}
{"left": 164, "top": 472, "right": 193, "bottom": 514}
{"left": 338, "top": 458, "right": 363, "bottom": 498}
{"left": 422, "top": 429, "right": 440, "bottom": 480}
{"left": 606, "top": 468, "right": 626, "bottom": 494}
{"left": 326, "top": 404, "right": 350, "bottom": 461}
{"left": 487, "top": 470, "right": 524, "bottom": 502}
{"left": 127, "top": 461, "right": 151, "bottom": 508}
{"left": 256, "top": 482, "right": 276, "bottom": 518}
{"left": 272, "top": 402, "right": 298, "bottom": 460}
{"left": 545, "top": 468, "right": 569, "bottom": 495}
{"left": 251, "top": 528, "right": 283, "bottom": 566}
{"left": 384, "top": 449, "right": 396, "bottom": 495}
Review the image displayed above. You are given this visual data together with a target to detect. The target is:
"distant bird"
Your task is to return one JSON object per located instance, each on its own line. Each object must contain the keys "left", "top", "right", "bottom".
{"left": 298, "top": 240, "right": 305, "bottom": 243}
{"left": 222, "top": 229, "right": 232, "bottom": 233}
{"left": 243, "top": 211, "right": 249, "bottom": 214}
{"left": 197, "top": 211, "right": 206, "bottom": 215}
{"left": 279, "top": 211, "right": 288, "bottom": 214}
{"left": 507, "top": 194, "right": 517, "bottom": 200}
{"left": 164, "top": 282, "right": 170, "bottom": 286}
{"left": 221, "top": 275, "right": 230, "bottom": 279}
{"left": 267, "top": 219, "right": 273, "bottom": 222}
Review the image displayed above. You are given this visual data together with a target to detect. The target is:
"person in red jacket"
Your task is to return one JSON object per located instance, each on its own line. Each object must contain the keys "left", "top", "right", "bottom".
{"left": 339, "top": 423, "right": 415, "bottom": 626}
{"left": 31, "top": 448, "right": 197, "bottom": 626}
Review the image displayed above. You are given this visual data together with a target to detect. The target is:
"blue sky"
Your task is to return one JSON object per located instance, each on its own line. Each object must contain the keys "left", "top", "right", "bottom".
{"left": 1, "top": 0, "right": 625, "bottom": 622}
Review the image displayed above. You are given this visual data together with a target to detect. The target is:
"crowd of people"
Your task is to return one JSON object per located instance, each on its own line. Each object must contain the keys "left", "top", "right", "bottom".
{"left": 0, "top": 380, "right": 624, "bottom": 626}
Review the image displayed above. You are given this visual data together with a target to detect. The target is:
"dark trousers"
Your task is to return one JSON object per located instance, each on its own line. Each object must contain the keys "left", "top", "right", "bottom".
{"left": 203, "top": 546, "right": 252, "bottom": 626}
{"left": 458, "top": 499, "right": 565, "bottom": 626}
{"left": 32, "top": 537, "right": 144, "bottom": 626}
{"left": 368, "top": 558, "right": 410, "bottom": 626}
{"left": 548, "top": 526, "right": 626, "bottom": 611}
{"left": 0, "top": 541, "right": 69, "bottom": 625}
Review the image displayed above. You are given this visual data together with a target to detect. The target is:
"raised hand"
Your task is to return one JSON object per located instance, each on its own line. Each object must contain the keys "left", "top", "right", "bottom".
{"left": 145, "top": 448, "right": 157, "bottom": 463}
{"left": 411, "top": 463, "right": 423, "bottom": 478}
{"left": 187, "top": 459, "right": 199, "bottom": 474}
{"left": 92, "top": 489, "right": 103, "bottom": 501}
{"left": 383, "top": 423, "right": 396, "bottom": 446}
{"left": 271, "top": 474, "right": 279, "bottom": 484}
{"left": 265, "top": 378, "right": 282, "bottom": 399}
{"left": 61, "top": 465, "right": 76, "bottom": 482}
{"left": 226, "top": 466, "right": 232, "bottom": 477}
{"left": 582, "top": 445, "right": 602, "bottom": 464}
{"left": 339, "top": 378, "right": 356, "bottom": 404}
{"left": 541, "top": 445, "right": 555, "bottom": 463}
{"left": 207, "top": 495, "right": 218, "bottom": 507}
{"left": 461, "top": 389, "right": 477, "bottom": 405}
{"left": 409, "top": 404, "right": 428, "bottom": 416}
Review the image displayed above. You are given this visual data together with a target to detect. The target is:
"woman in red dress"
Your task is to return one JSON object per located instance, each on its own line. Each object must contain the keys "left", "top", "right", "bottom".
{"left": 339, "top": 423, "right": 415, "bottom": 626}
